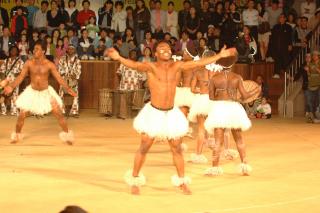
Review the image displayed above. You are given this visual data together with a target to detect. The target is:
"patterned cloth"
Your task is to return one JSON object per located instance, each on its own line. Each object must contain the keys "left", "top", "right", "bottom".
{"left": 0, "top": 57, "right": 24, "bottom": 115}
{"left": 117, "top": 64, "right": 144, "bottom": 91}
{"left": 58, "top": 54, "right": 81, "bottom": 115}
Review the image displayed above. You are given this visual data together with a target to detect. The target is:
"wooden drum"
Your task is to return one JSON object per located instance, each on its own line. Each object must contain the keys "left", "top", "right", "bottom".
{"left": 132, "top": 89, "right": 145, "bottom": 110}
{"left": 98, "top": 88, "right": 114, "bottom": 115}
{"left": 112, "top": 90, "right": 133, "bottom": 119}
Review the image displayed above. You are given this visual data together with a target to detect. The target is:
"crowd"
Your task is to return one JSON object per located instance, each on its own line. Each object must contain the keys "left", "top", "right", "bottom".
{"left": 0, "top": 0, "right": 319, "bottom": 120}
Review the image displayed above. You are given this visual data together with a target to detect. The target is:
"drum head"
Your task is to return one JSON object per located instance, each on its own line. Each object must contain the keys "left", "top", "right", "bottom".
{"left": 236, "top": 80, "right": 261, "bottom": 103}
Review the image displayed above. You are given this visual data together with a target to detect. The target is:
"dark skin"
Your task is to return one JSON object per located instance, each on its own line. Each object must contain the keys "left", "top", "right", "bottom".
{"left": 190, "top": 67, "right": 212, "bottom": 154}
{"left": 106, "top": 42, "right": 236, "bottom": 194}
{"left": 4, "top": 44, "right": 77, "bottom": 144}
{"left": 208, "top": 69, "right": 261, "bottom": 175}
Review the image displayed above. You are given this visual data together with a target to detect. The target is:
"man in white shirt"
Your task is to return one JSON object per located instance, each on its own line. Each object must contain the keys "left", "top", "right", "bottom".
{"left": 150, "top": 0, "right": 167, "bottom": 40}
{"left": 300, "top": 0, "right": 316, "bottom": 19}
{"left": 266, "top": 0, "right": 283, "bottom": 29}
{"left": 242, "top": 0, "right": 259, "bottom": 43}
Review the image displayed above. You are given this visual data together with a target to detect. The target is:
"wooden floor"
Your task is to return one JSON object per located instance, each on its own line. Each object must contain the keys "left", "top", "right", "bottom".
{"left": 0, "top": 111, "right": 320, "bottom": 213}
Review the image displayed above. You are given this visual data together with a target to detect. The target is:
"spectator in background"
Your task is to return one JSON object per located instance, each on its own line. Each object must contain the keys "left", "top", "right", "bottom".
{"left": 65, "top": 0, "right": 79, "bottom": 30}
{"left": 293, "top": 16, "right": 312, "bottom": 57}
{"left": 301, "top": 0, "right": 316, "bottom": 19}
{"left": 111, "top": 1, "right": 127, "bottom": 36}
{"left": 17, "top": 34, "right": 29, "bottom": 61}
{"left": 150, "top": 0, "right": 166, "bottom": 40}
{"left": 139, "top": 30, "right": 154, "bottom": 53}
{"left": 11, "top": 7, "right": 28, "bottom": 39}
{"left": 287, "top": 13, "right": 297, "bottom": 29}
{"left": 55, "top": 38, "right": 67, "bottom": 65}
{"left": 77, "top": 0, "right": 96, "bottom": 28}
{"left": 243, "top": 0, "right": 259, "bottom": 44}
{"left": 113, "top": 36, "right": 130, "bottom": 58}
{"left": 149, "top": 0, "right": 156, "bottom": 11}
{"left": 44, "top": 35, "right": 55, "bottom": 61}
{"left": 178, "top": 0, "right": 191, "bottom": 33}
{"left": 94, "top": 38, "right": 107, "bottom": 58}
{"left": 209, "top": 26, "right": 225, "bottom": 53}
{"left": 26, "top": 0, "right": 39, "bottom": 31}
{"left": 86, "top": 16, "right": 99, "bottom": 39}
{"left": 67, "top": 28, "right": 78, "bottom": 48}
{"left": 222, "top": 6, "right": 242, "bottom": 48}
{"left": 133, "top": 0, "right": 151, "bottom": 44}
{"left": 29, "top": 30, "right": 39, "bottom": 52}
{"left": 0, "top": 4, "right": 10, "bottom": 28}
{"left": 139, "top": 46, "right": 154, "bottom": 62}
{"left": 270, "top": 14, "right": 293, "bottom": 78}
{"left": 197, "top": 37, "right": 208, "bottom": 56}
{"left": 93, "top": 28, "right": 112, "bottom": 49}
{"left": 98, "top": 0, "right": 113, "bottom": 30}
{"left": 256, "top": 75, "right": 269, "bottom": 98}
{"left": 0, "top": 27, "right": 16, "bottom": 59}
{"left": 77, "top": 28, "right": 94, "bottom": 59}
{"left": 0, "top": 45, "right": 24, "bottom": 116}
{"left": 199, "top": 0, "right": 212, "bottom": 34}
{"left": 185, "top": 6, "right": 200, "bottom": 40}
{"left": 193, "top": 31, "right": 203, "bottom": 49}
{"left": 51, "top": 29, "right": 61, "bottom": 46}
{"left": 126, "top": 6, "right": 134, "bottom": 30}
{"left": 122, "top": 27, "right": 137, "bottom": 44}
{"left": 10, "top": 0, "right": 28, "bottom": 18}
{"left": 257, "top": 2, "right": 271, "bottom": 61}
{"left": 308, "top": 8, "right": 320, "bottom": 29}
{"left": 256, "top": 97, "right": 272, "bottom": 119}
{"left": 211, "top": 2, "right": 225, "bottom": 28}
{"left": 166, "top": 1, "right": 178, "bottom": 39}
{"left": 47, "top": 0, "right": 64, "bottom": 35}
{"left": 266, "top": 0, "right": 283, "bottom": 29}
{"left": 33, "top": 1, "right": 49, "bottom": 32}
{"left": 174, "top": 30, "right": 194, "bottom": 54}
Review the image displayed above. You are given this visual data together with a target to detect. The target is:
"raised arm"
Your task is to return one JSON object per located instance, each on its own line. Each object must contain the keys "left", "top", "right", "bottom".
{"left": 180, "top": 46, "right": 237, "bottom": 71}
{"left": 49, "top": 62, "right": 76, "bottom": 97}
{"left": 105, "top": 48, "right": 152, "bottom": 73}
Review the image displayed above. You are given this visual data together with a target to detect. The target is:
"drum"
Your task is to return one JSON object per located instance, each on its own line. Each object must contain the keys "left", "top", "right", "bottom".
{"left": 132, "top": 89, "right": 145, "bottom": 110}
{"left": 112, "top": 90, "right": 133, "bottom": 119}
{"left": 236, "top": 80, "right": 261, "bottom": 103}
{"left": 99, "top": 88, "right": 113, "bottom": 115}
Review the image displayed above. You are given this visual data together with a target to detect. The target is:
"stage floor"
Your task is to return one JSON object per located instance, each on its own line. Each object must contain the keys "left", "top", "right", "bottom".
{"left": 0, "top": 111, "right": 320, "bottom": 213}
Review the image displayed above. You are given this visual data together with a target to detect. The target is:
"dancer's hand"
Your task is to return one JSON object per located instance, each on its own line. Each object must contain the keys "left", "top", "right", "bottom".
{"left": 105, "top": 48, "right": 121, "bottom": 60}
{"left": 68, "top": 88, "right": 77, "bottom": 97}
{"left": 3, "top": 85, "right": 13, "bottom": 95}
{"left": 219, "top": 46, "right": 237, "bottom": 58}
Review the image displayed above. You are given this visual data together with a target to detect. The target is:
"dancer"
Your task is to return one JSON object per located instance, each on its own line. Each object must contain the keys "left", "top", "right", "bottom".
{"left": 58, "top": 44, "right": 82, "bottom": 117}
{"left": 174, "top": 45, "right": 199, "bottom": 138}
{"left": 204, "top": 55, "right": 261, "bottom": 176}
{"left": 106, "top": 42, "right": 236, "bottom": 195}
{"left": 4, "top": 41, "right": 77, "bottom": 145}
{"left": 0, "top": 46, "right": 24, "bottom": 116}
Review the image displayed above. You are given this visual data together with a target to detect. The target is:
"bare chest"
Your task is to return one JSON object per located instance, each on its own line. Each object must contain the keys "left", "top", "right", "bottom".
{"left": 30, "top": 64, "right": 50, "bottom": 77}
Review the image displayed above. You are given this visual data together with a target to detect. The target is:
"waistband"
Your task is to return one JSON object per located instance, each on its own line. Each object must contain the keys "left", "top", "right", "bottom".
{"left": 151, "top": 103, "right": 174, "bottom": 111}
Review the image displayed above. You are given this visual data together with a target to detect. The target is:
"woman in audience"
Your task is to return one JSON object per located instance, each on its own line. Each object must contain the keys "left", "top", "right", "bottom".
{"left": 66, "top": 0, "right": 79, "bottom": 30}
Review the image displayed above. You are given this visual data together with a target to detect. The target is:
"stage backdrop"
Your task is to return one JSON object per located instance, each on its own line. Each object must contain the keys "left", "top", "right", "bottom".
{"left": 0, "top": 0, "right": 183, "bottom": 13}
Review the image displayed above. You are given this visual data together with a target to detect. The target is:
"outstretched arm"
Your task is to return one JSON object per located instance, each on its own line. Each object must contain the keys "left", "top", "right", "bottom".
{"left": 4, "top": 61, "right": 30, "bottom": 95}
{"left": 180, "top": 46, "right": 237, "bottom": 71}
{"left": 105, "top": 48, "right": 152, "bottom": 73}
{"left": 49, "top": 62, "right": 77, "bottom": 97}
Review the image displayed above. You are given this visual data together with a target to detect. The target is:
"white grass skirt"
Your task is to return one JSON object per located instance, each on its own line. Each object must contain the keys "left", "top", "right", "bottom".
{"left": 188, "top": 94, "right": 211, "bottom": 123}
{"left": 133, "top": 102, "right": 189, "bottom": 140}
{"left": 205, "top": 101, "right": 251, "bottom": 133}
{"left": 174, "top": 87, "right": 195, "bottom": 107}
{"left": 16, "top": 85, "right": 63, "bottom": 115}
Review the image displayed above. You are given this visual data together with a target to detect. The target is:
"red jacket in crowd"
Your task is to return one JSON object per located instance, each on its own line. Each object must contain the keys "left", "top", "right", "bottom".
{"left": 77, "top": 9, "right": 96, "bottom": 27}
{"left": 11, "top": 15, "right": 28, "bottom": 36}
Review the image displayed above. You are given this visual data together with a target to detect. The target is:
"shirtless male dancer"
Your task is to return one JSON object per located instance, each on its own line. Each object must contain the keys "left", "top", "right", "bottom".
{"left": 106, "top": 42, "right": 236, "bottom": 195}
{"left": 4, "top": 41, "right": 77, "bottom": 144}
{"left": 204, "top": 56, "right": 261, "bottom": 176}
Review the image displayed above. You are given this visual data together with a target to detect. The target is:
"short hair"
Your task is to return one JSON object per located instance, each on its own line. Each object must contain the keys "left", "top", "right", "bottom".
{"left": 183, "top": 0, "right": 191, "bottom": 5}
{"left": 34, "top": 40, "right": 47, "bottom": 50}
{"left": 155, "top": 0, "right": 161, "bottom": 5}
{"left": 82, "top": 0, "right": 90, "bottom": 6}
{"left": 115, "top": 1, "right": 124, "bottom": 7}
{"left": 41, "top": 0, "right": 49, "bottom": 6}
{"left": 168, "top": 1, "right": 174, "bottom": 6}
{"left": 153, "top": 40, "right": 170, "bottom": 52}
{"left": 9, "top": 45, "right": 19, "bottom": 53}
{"left": 126, "top": 6, "right": 133, "bottom": 11}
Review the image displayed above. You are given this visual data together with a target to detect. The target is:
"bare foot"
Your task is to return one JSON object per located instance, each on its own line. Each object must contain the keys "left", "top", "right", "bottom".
{"left": 131, "top": 185, "right": 140, "bottom": 195}
{"left": 10, "top": 139, "right": 18, "bottom": 144}
{"left": 179, "top": 184, "right": 192, "bottom": 195}
{"left": 65, "top": 141, "right": 73, "bottom": 146}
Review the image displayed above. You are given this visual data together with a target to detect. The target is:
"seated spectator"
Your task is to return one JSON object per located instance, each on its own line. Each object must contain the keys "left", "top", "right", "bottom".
{"left": 17, "top": 34, "right": 29, "bottom": 61}
{"left": 113, "top": 36, "right": 130, "bottom": 58}
{"left": 234, "top": 26, "right": 257, "bottom": 63}
{"left": 67, "top": 28, "right": 78, "bottom": 48}
{"left": 174, "top": 31, "right": 194, "bottom": 55}
{"left": 211, "top": 2, "right": 225, "bottom": 27}
{"left": 98, "top": 0, "right": 113, "bottom": 30}
{"left": 29, "top": 30, "right": 40, "bottom": 53}
{"left": 197, "top": 37, "right": 208, "bottom": 56}
{"left": 0, "top": 27, "right": 16, "bottom": 59}
{"left": 208, "top": 26, "right": 224, "bottom": 53}
{"left": 256, "top": 97, "right": 272, "bottom": 119}
{"left": 11, "top": 7, "right": 28, "bottom": 39}
{"left": 77, "top": 28, "right": 94, "bottom": 60}
{"left": 126, "top": 6, "right": 134, "bottom": 30}
{"left": 139, "top": 46, "right": 154, "bottom": 62}
{"left": 59, "top": 23, "right": 67, "bottom": 38}
{"left": 86, "top": 16, "right": 100, "bottom": 39}
{"left": 10, "top": 0, "right": 28, "bottom": 18}
{"left": 44, "top": 35, "right": 55, "bottom": 61}
{"left": 51, "top": 29, "right": 61, "bottom": 46}
{"left": 55, "top": 38, "right": 66, "bottom": 65}
{"left": 47, "top": 0, "right": 65, "bottom": 35}
{"left": 76, "top": 0, "right": 96, "bottom": 28}
{"left": 185, "top": 6, "right": 200, "bottom": 40}
{"left": 122, "top": 27, "right": 137, "bottom": 44}
{"left": 140, "top": 30, "right": 154, "bottom": 54}
{"left": 93, "top": 28, "right": 112, "bottom": 49}
{"left": 256, "top": 75, "right": 269, "bottom": 98}
{"left": 193, "top": 31, "right": 203, "bottom": 49}
{"left": 94, "top": 38, "right": 107, "bottom": 59}
{"left": 65, "top": 0, "right": 79, "bottom": 30}
{"left": 244, "top": 101, "right": 259, "bottom": 119}
{"left": 163, "top": 32, "right": 172, "bottom": 43}
{"left": 222, "top": 7, "right": 242, "bottom": 48}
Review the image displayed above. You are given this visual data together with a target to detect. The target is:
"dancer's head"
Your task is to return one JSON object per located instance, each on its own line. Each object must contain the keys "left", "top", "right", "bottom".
{"left": 33, "top": 41, "right": 46, "bottom": 59}
{"left": 154, "top": 41, "right": 172, "bottom": 61}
